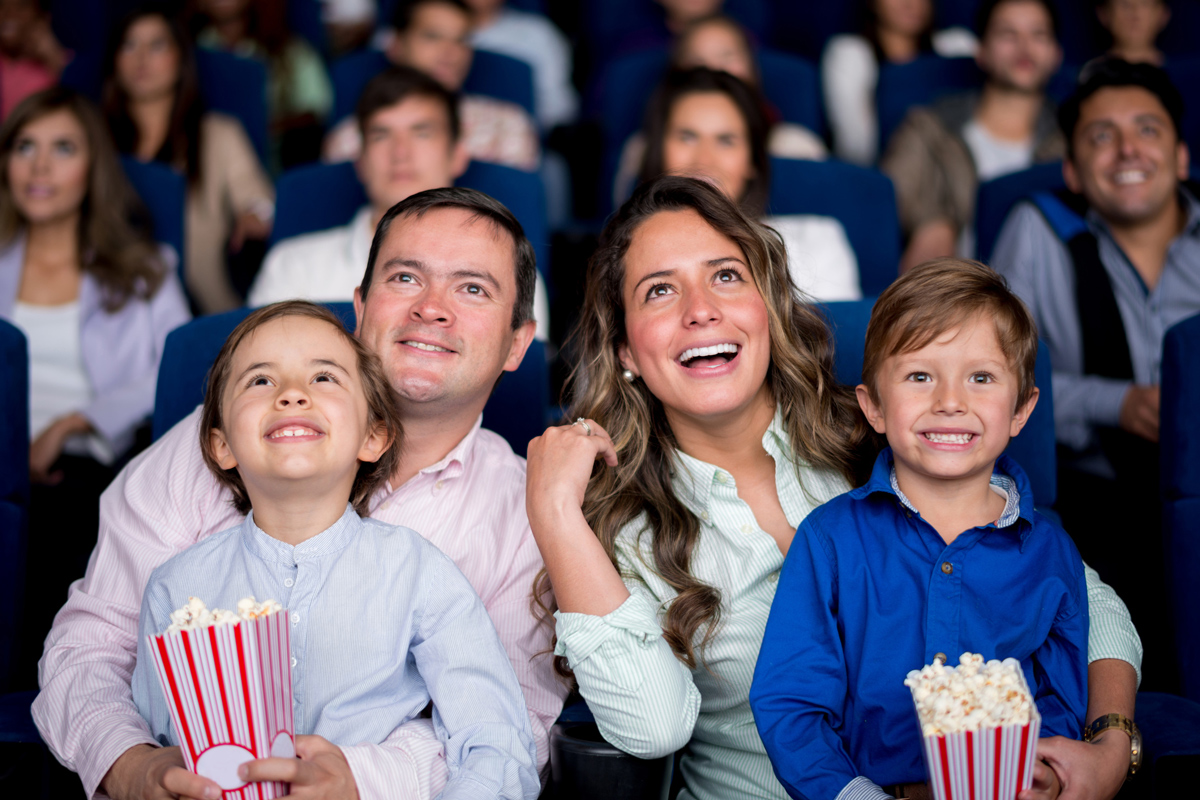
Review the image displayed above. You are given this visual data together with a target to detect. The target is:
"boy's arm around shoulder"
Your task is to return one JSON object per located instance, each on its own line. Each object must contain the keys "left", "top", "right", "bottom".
{"left": 32, "top": 406, "right": 241, "bottom": 799}
{"left": 750, "top": 502, "right": 879, "bottom": 800}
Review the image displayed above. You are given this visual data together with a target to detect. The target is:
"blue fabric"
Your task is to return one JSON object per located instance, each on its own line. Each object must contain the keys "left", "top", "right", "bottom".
{"left": 767, "top": 158, "right": 900, "bottom": 297}
{"left": 750, "top": 449, "right": 1088, "bottom": 800}
{"left": 974, "top": 162, "right": 1066, "bottom": 264}
{"left": 121, "top": 156, "right": 187, "bottom": 291}
{"left": 132, "top": 508, "right": 539, "bottom": 798}
{"left": 0, "top": 320, "right": 28, "bottom": 691}
{"left": 1029, "top": 191, "right": 1091, "bottom": 242}
{"left": 1161, "top": 312, "right": 1200, "bottom": 700}
{"left": 330, "top": 50, "right": 390, "bottom": 126}
{"left": 195, "top": 48, "right": 270, "bottom": 167}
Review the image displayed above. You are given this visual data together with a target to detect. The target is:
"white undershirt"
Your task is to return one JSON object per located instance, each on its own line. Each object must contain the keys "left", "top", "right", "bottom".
{"left": 959, "top": 120, "right": 1035, "bottom": 257}
{"left": 12, "top": 300, "right": 113, "bottom": 464}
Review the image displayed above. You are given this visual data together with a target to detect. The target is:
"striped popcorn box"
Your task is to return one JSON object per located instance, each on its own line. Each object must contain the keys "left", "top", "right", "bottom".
{"left": 918, "top": 708, "right": 1041, "bottom": 800}
{"left": 147, "top": 611, "right": 295, "bottom": 799}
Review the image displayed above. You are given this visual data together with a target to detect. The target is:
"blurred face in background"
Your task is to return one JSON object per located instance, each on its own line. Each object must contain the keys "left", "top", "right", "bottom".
{"left": 6, "top": 109, "right": 91, "bottom": 228}
{"left": 976, "top": 0, "right": 1062, "bottom": 93}
{"left": 874, "top": 0, "right": 932, "bottom": 38}
{"left": 1098, "top": 0, "right": 1169, "bottom": 53}
{"left": 662, "top": 91, "right": 755, "bottom": 203}
{"left": 116, "top": 15, "right": 182, "bottom": 103}
{"left": 0, "top": 0, "right": 41, "bottom": 58}
{"left": 658, "top": 0, "right": 723, "bottom": 29}
{"left": 674, "top": 19, "right": 756, "bottom": 85}
{"left": 389, "top": 1, "right": 474, "bottom": 91}
{"left": 198, "top": 0, "right": 251, "bottom": 25}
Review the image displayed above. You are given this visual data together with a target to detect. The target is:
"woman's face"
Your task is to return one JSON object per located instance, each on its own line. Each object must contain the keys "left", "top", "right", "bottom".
{"left": 874, "top": 0, "right": 932, "bottom": 37}
{"left": 7, "top": 109, "right": 91, "bottom": 228}
{"left": 676, "top": 22, "right": 756, "bottom": 84}
{"left": 116, "top": 16, "right": 182, "bottom": 103}
{"left": 618, "top": 208, "right": 773, "bottom": 426}
{"left": 662, "top": 92, "right": 755, "bottom": 203}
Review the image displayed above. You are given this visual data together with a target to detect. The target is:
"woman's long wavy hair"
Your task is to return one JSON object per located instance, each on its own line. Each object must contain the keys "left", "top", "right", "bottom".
{"left": 0, "top": 87, "right": 164, "bottom": 312}
{"left": 538, "top": 176, "right": 879, "bottom": 675}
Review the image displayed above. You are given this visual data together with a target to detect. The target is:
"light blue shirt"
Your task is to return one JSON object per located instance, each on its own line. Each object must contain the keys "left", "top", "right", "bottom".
{"left": 132, "top": 507, "right": 539, "bottom": 799}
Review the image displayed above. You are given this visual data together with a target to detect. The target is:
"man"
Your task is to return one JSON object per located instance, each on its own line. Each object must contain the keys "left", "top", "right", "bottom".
{"left": 991, "top": 59, "right": 1199, "bottom": 690}
{"left": 322, "top": 0, "right": 538, "bottom": 171}
{"left": 33, "top": 187, "right": 566, "bottom": 799}
{"left": 881, "top": 0, "right": 1064, "bottom": 271}
{"left": 249, "top": 66, "right": 549, "bottom": 341}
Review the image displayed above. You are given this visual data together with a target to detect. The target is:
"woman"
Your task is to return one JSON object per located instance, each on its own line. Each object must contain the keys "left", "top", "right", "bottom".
{"left": 822, "top": 0, "right": 976, "bottom": 165}
{"left": 0, "top": 87, "right": 189, "bottom": 685}
{"left": 629, "top": 66, "right": 861, "bottom": 301}
{"left": 104, "top": 6, "right": 274, "bottom": 314}
{"left": 527, "top": 176, "right": 1142, "bottom": 800}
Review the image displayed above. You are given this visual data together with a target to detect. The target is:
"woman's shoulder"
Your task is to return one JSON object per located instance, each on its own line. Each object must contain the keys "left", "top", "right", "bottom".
{"left": 822, "top": 34, "right": 874, "bottom": 66}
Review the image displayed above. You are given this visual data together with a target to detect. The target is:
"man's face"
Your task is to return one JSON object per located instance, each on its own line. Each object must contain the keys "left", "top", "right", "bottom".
{"left": 354, "top": 207, "right": 535, "bottom": 416}
{"left": 976, "top": 0, "right": 1061, "bottom": 94}
{"left": 389, "top": 2, "right": 473, "bottom": 91}
{"left": 354, "top": 95, "right": 468, "bottom": 215}
{"left": 1065, "top": 85, "right": 1189, "bottom": 227}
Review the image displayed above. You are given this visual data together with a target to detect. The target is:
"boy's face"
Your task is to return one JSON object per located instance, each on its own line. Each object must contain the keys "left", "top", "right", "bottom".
{"left": 856, "top": 314, "right": 1038, "bottom": 489}
{"left": 210, "top": 316, "right": 387, "bottom": 503}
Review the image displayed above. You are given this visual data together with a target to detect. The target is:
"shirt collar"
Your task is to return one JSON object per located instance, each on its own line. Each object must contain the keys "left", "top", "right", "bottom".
{"left": 416, "top": 414, "right": 482, "bottom": 479}
{"left": 241, "top": 504, "right": 361, "bottom": 566}
{"left": 671, "top": 407, "right": 791, "bottom": 520}
{"left": 1087, "top": 185, "right": 1200, "bottom": 239}
{"left": 853, "top": 448, "right": 1035, "bottom": 541}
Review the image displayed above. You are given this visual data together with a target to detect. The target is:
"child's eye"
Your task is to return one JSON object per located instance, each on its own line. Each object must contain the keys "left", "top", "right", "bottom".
{"left": 906, "top": 372, "right": 931, "bottom": 383}
{"left": 247, "top": 373, "right": 272, "bottom": 387}
{"left": 313, "top": 372, "right": 338, "bottom": 384}
{"left": 970, "top": 373, "right": 994, "bottom": 384}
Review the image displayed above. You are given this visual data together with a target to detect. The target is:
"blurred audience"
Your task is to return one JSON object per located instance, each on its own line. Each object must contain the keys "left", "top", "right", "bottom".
{"left": 321, "top": 0, "right": 376, "bottom": 54}
{"left": 464, "top": 0, "right": 577, "bottom": 130}
{"left": 0, "top": 88, "right": 189, "bottom": 685}
{"left": 192, "top": 0, "right": 333, "bottom": 168}
{"left": 821, "top": 0, "right": 977, "bottom": 165}
{"left": 636, "top": 67, "right": 860, "bottom": 300}
{"left": 255, "top": 66, "right": 549, "bottom": 338}
{"left": 324, "top": 0, "right": 539, "bottom": 171}
{"left": 618, "top": 0, "right": 725, "bottom": 55}
{"left": 881, "top": 0, "right": 1064, "bottom": 271}
{"left": 103, "top": 6, "right": 274, "bottom": 314}
{"left": 1096, "top": 0, "right": 1170, "bottom": 67}
{"left": 0, "top": 0, "right": 69, "bottom": 120}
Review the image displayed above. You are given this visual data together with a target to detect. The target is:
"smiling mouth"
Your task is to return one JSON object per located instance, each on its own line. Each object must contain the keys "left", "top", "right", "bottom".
{"left": 679, "top": 343, "right": 739, "bottom": 369}
{"left": 268, "top": 426, "right": 322, "bottom": 439}
{"left": 924, "top": 432, "right": 974, "bottom": 444}
{"left": 402, "top": 340, "right": 453, "bottom": 353}
{"left": 1114, "top": 169, "right": 1149, "bottom": 185}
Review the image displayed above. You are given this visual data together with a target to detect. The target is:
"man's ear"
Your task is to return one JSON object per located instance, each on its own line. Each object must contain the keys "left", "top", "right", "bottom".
{"left": 209, "top": 428, "right": 238, "bottom": 470}
{"left": 502, "top": 319, "right": 537, "bottom": 373}
{"left": 1176, "top": 140, "right": 1190, "bottom": 181}
{"left": 358, "top": 423, "right": 391, "bottom": 464}
{"left": 1009, "top": 387, "right": 1040, "bottom": 438}
{"left": 449, "top": 140, "right": 470, "bottom": 181}
{"left": 1062, "top": 157, "right": 1081, "bottom": 194}
{"left": 855, "top": 384, "right": 887, "bottom": 435}
{"left": 353, "top": 284, "right": 365, "bottom": 336}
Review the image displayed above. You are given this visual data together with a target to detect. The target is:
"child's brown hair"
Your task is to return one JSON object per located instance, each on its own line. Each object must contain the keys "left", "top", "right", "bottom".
{"left": 199, "top": 301, "right": 403, "bottom": 516}
{"left": 861, "top": 258, "right": 1039, "bottom": 408}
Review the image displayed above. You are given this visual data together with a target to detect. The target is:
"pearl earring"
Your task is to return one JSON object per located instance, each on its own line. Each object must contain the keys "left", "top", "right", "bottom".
{"left": 622, "top": 369, "right": 635, "bottom": 383}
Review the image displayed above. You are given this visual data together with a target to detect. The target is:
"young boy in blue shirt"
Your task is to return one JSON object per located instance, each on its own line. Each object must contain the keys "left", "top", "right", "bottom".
{"left": 131, "top": 301, "right": 539, "bottom": 799}
{"left": 750, "top": 259, "right": 1088, "bottom": 800}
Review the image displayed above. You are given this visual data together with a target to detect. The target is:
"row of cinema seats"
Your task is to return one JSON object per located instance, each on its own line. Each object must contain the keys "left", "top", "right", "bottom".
{"left": 2, "top": 297, "right": 1200, "bottom": 795}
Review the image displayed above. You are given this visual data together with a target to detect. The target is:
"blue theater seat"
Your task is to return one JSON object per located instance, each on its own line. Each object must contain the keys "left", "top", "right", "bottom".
{"left": 0, "top": 321, "right": 29, "bottom": 693}
{"left": 195, "top": 48, "right": 270, "bottom": 168}
{"left": 973, "top": 161, "right": 1066, "bottom": 264}
{"left": 120, "top": 156, "right": 187, "bottom": 290}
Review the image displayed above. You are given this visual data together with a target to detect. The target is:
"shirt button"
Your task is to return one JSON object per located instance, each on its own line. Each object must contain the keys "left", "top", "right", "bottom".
{"left": 435, "top": 480, "right": 444, "bottom": 490}
{"left": 768, "top": 571, "right": 779, "bottom": 583}
{"left": 935, "top": 652, "right": 947, "bottom": 664}
{"left": 292, "top": 614, "right": 300, "bottom": 625}
{"left": 290, "top": 656, "right": 297, "bottom": 668}
{"left": 941, "top": 562, "right": 954, "bottom": 575}
{"left": 284, "top": 578, "right": 294, "bottom": 587}
{"left": 741, "top": 524, "right": 753, "bottom": 534}
{"left": 700, "top": 511, "right": 710, "bottom": 523}
{"left": 716, "top": 472, "right": 728, "bottom": 484}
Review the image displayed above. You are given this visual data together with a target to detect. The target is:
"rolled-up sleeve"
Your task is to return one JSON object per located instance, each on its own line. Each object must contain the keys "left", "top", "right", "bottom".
{"left": 1084, "top": 563, "right": 1143, "bottom": 685}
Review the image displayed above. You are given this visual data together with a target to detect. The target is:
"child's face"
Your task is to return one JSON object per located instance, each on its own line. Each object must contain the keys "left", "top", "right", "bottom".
{"left": 856, "top": 314, "right": 1038, "bottom": 488}
{"left": 210, "top": 316, "right": 387, "bottom": 499}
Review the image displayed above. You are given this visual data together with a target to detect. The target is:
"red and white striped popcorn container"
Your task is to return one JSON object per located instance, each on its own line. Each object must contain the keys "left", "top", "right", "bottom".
{"left": 146, "top": 611, "right": 295, "bottom": 799}
{"left": 914, "top": 679, "right": 1041, "bottom": 800}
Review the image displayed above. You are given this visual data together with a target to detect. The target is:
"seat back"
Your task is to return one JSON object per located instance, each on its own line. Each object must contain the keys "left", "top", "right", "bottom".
{"left": 121, "top": 156, "right": 187, "bottom": 287}
{"left": 822, "top": 300, "right": 1057, "bottom": 507}
{"left": 876, "top": 56, "right": 983, "bottom": 155}
{"left": 330, "top": 50, "right": 391, "bottom": 126}
{"left": 767, "top": 158, "right": 900, "bottom": 297}
{"left": 152, "top": 305, "right": 549, "bottom": 457}
{"left": 195, "top": 48, "right": 270, "bottom": 168}
{"left": 1165, "top": 57, "right": 1200, "bottom": 162}
{"left": 1161, "top": 312, "right": 1200, "bottom": 701}
{"left": 974, "top": 161, "right": 1066, "bottom": 264}
{"left": 0, "top": 320, "right": 29, "bottom": 691}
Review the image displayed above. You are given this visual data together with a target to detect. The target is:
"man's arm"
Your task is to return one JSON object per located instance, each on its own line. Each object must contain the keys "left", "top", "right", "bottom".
{"left": 32, "top": 408, "right": 240, "bottom": 799}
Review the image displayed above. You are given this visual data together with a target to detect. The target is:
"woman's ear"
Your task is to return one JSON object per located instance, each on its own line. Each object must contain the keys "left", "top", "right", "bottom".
{"left": 357, "top": 423, "right": 390, "bottom": 465}
{"left": 209, "top": 428, "right": 238, "bottom": 470}
{"left": 617, "top": 342, "right": 638, "bottom": 377}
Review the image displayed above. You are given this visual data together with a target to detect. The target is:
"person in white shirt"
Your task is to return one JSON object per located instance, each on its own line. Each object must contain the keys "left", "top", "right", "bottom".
{"left": 250, "top": 66, "right": 550, "bottom": 340}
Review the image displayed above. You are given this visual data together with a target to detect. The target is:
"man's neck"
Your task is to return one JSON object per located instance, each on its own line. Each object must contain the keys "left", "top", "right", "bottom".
{"left": 389, "top": 399, "right": 485, "bottom": 487}
{"left": 893, "top": 459, "right": 1006, "bottom": 546}
{"left": 877, "top": 28, "right": 919, "bottom": 64}
{"left": 1106, "top": 195, "right": 1186, "bottom": 291}
{"left": 975, "top": 83, "right": 1044, "bottom": 143}
{"left": 1109, "top": 45, "right": 1163, "bottom": 66}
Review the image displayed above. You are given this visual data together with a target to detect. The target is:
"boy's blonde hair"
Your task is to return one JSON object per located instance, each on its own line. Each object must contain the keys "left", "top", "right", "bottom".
{"left": 199, "top": 301, "right": 403, "bottom": 516}
{"left": 862, "top": 258, "right": 1039, "bottom": 408}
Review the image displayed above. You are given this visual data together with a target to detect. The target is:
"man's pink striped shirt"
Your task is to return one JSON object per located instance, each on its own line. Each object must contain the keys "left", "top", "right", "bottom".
{"left": 33, "top": 407, "right": 566, "bottom": 799}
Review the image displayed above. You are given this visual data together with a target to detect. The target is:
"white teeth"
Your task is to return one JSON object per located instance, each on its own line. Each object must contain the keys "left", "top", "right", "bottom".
{"left": 1114, "top": 170, "right": 1148, "bottom": 185}
{"left": 924, "top": 432, "right": 973, "bottom": 444}
{"left": 404, "top": 341, "right": 450, "bottom": 352}
{"left": 679, "top": 343, "right": 738, "bottom": 363}
{"left": 269, "top": 427, "right": 318, "bottom": 439}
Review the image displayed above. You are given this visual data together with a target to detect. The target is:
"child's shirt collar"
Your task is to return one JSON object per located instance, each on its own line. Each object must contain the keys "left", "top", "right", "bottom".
{"left": 242, "top": 504, "right": 360, "bottom": 567}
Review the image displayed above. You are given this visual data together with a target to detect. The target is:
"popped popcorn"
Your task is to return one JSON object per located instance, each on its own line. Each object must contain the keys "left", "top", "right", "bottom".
{"left": 904, "top": 652, "right": 1033, "bottom": 736}
{"left": 165, "top": 596, "right": 282, "bottom": 633}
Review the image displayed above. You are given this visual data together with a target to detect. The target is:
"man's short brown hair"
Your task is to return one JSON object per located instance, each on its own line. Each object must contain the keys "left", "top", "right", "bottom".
{"left": 861, "top": 258, "right": 1039, "bottom": 408}
{"left": 199, "top": 301, "right": 404, "bottom": 516}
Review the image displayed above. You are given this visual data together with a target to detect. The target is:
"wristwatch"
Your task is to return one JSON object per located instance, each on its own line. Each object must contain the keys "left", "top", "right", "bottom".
{"left": 1083, "top": 713, "right": 1142, "bottom": 777}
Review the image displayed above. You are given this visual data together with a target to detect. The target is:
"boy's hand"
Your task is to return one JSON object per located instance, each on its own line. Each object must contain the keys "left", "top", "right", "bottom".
{"left": 102, "top": 744, "right": 222, "bottom": 800}
{"left": 238, "top": 735, "right": 359, "bottom": 799}
{"left": 1019, "top": 734, "right": 1128, "bottom": 800}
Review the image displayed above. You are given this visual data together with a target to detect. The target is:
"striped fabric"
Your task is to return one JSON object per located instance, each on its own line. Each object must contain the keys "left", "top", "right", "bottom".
{"left": 131, "top": 508, "right": 539, "bottom": 799}
{"left": 556, "top": 410, "right": 1144, "bottom": 800}
{"left": 33, "top": 407, "right": 566, "bottom": 799}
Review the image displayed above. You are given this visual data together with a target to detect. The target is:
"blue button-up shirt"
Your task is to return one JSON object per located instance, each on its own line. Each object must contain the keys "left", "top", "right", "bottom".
{"left": 132, "top": 507, "right": 539, "bottom": 800}
{"left": 750, "top": 450, "right": 1088, "bottom": 800}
